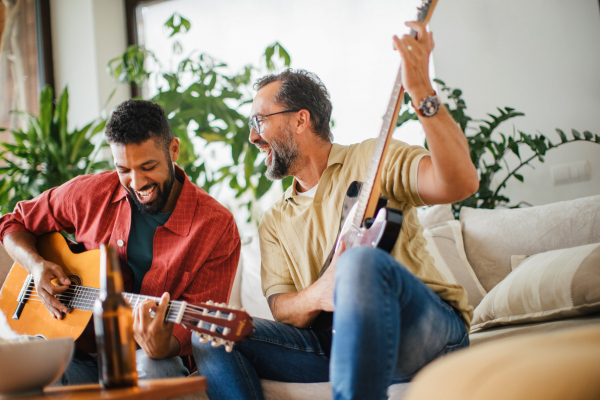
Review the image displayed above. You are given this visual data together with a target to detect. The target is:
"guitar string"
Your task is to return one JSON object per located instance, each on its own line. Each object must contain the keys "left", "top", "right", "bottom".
{"left": 20, "top": 289, "right": 236, "bottom": 320}
{"left": 26, "top": 289, "right": 225, "bottom": 312}
{"left": 16, "top": 296, "right": 240, "bottom": 330}
{"left": 21, "top": 283, "right": 233, "bottom": 316}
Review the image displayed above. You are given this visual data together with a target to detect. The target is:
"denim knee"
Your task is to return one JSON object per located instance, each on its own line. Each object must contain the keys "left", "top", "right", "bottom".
{"left": 336, "top": 247, "right": 398, "bottom": 281}
{"left": 135, "top": 349, "right": 189, "bottom": 379}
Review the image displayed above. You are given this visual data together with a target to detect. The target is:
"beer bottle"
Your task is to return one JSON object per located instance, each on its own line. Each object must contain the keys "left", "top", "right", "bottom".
{"left": 93, "top": 244, "right": 138, "bottom": 388}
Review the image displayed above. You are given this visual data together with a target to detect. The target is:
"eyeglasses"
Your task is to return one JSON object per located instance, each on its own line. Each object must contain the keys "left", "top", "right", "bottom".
{"left": 248, "top": 109, "right": 301, "bottom": 135}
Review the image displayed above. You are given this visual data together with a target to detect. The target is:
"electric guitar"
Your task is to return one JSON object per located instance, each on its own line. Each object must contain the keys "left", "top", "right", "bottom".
{"left": 311, "top": 0, "right": 439, "bottom": 330}
{"left": 0, "top": 232, "right": 255, "bottom": 352}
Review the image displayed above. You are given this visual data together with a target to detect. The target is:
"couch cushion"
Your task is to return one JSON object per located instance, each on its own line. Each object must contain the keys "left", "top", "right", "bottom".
{"left": 423, "top": 221, "right": 487, "bottom": 308}
{"left": 417, "top": 204, "right": 455, "bottom": 229}
{"left": 469, "top": 313, "right": 600, "bottom": 346}
{"left": 405, "top": 325, "right": 600, "bottom": 400}
{"left": 179, "top": 375, "right": 411, "bottom": 400}
{"left": 460, "top": 195, "right": 600, "bottom": 292}
{"left": 471, "top": 243, "right": 600, "bottom": 332}
{"left": 240, "top": 235, "right": 274, "bottom": 320}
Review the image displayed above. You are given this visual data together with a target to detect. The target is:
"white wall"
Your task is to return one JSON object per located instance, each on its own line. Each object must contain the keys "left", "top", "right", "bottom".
{"left": 49, "top": 0, "right": 600, "bottom": 207}
{"left": 50, "top": 0, "right": 129, "bottom": 131}
{"left": 430, "top": 0, "right": 600, "bottom": 206}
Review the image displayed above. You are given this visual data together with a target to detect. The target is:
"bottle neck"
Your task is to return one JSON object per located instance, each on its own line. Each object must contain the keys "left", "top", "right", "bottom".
{"left": 100, "top": 244, "right": 124, "bottom": 299}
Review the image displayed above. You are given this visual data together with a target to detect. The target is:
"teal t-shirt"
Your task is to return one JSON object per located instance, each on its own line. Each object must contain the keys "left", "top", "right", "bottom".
{"left": 127, "top": 205, "right": 172, "bottom": 293}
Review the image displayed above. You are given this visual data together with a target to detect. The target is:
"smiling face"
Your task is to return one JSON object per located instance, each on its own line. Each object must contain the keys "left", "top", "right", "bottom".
{"left": 249, "top": 82, "right": 300, "bottom": 180}
{"left": 111, "top": 137, "right": 178, "bottom": 215}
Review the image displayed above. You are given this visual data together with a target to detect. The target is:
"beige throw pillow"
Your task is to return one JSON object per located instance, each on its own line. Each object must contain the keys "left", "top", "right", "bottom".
{"left": 423, "top": 221, "right": 487, "bottom": 308}
{"left": 471, "top": 243, "right": 600, "bottom": 332}
{"left": 460, "top": 195, "right": 600, "bottom": 292}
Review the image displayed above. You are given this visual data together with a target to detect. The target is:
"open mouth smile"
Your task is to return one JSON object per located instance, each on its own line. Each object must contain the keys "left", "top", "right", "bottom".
{"left": 258, "top": 145, "right": 273, "bottom": 164}
{"left": 135, "top": 185, "right": 156, "bottom": 203}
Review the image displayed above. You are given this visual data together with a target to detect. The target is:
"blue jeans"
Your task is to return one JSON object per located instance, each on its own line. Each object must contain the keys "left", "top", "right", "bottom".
{"left": 55, "top": 348, "right": 189, "bottom": 385}
{"left": 193, "top": 247, "right": 469, "bottom": 400}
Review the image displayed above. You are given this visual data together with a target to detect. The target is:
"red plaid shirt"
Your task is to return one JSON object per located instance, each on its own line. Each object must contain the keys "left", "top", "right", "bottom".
{"left": 0, "top": 166, "right": 240, "bottom": 356}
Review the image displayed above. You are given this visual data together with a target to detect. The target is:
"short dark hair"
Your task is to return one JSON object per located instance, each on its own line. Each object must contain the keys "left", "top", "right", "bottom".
{"left": 254, "top": 69, "right": 333, "bottom": 142}
{"left": 105, "top": 100, "right": 173, "bottom": 153}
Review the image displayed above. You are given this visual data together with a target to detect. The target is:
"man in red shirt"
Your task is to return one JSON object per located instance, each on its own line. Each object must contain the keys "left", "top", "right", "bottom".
{"left": 0, "top": 100, "right": 240, "bottom": 384}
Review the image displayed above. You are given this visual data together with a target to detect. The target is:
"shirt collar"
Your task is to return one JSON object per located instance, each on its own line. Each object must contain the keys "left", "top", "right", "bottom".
{"left": 163, "top": 165, "right": 195, "bottom": 237}
{"left": 110, "top": 165, "right": 196, "bottom": 236}
{"left": 284, "top": 143, "right": 348, "bottom": 200}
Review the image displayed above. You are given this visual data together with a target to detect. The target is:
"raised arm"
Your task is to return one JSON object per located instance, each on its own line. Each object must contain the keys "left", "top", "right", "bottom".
{"left": 394, "top": 22, "right": 479, "bottom": 205}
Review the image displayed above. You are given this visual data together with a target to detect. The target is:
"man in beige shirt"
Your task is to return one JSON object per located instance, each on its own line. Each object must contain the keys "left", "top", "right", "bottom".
{"left": 193, "top": 23, "right": 479, "bottom": 400}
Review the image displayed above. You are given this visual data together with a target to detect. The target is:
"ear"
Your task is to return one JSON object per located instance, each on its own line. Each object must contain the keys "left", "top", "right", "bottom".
{"left": 170, "top": 137, "right": 180, "bottom": 163}
{"left": 294, "top": 109, "right": 311, "bottom": 135}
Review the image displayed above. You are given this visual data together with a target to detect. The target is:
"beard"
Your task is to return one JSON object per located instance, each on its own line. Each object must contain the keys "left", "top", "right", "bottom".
{"left": 264, "top": 125, "right": 300, "bottom": 181}
{"left": 126, "top": 164, "right": 176, "bottom": 216}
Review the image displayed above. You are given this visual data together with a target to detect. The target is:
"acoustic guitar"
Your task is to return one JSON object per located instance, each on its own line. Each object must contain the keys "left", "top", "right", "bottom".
{"left": 0, "top": 232, "right": 254, "bottom": 352}
{"left": 311, "top": 0, "right": 439, "bottom": 330}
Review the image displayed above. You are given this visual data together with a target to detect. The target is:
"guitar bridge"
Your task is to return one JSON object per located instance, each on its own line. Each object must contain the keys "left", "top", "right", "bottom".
{"left": 12, "top": 274, "right": 34, "bottom": 320}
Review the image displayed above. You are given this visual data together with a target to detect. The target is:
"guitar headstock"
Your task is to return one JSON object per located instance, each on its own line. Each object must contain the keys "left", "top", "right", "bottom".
{"left": 416, "top": 0, "right": 438, "bottom": 25}
{"left": 181, "top": 300, "right": 255, "bottom": 353}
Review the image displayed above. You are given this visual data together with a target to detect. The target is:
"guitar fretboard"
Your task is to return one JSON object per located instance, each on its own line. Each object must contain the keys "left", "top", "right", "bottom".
{"left": 351, "top": 30, "right": 418, "bottom": 229}
{"left": 53, "top": 285, "right": 185, "bottom": 324}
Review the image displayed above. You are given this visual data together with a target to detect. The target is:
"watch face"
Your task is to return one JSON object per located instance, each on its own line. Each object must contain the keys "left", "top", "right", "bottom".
{"left": 420, "top": 96, "right": 440, "bottom": 117}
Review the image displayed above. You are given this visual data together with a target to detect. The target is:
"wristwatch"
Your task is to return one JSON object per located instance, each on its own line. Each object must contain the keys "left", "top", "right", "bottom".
{"left": 414, "top": 93, "right": 440, "bottom": 117}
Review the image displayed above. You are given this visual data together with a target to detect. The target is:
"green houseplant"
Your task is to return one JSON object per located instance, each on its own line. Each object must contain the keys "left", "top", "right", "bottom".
{"left": 0, "top": 86, "right": 108, "bottom": 214}
{"left": 107, "top": 14, "right": 292, "bottom": 220}
{"left": 397, "top": 79, "right": 600, "bottom": 217}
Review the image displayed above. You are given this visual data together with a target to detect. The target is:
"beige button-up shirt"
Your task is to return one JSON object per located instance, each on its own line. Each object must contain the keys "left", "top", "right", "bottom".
{"left": 259, "top": 139, "right": 473, "bottom": 327}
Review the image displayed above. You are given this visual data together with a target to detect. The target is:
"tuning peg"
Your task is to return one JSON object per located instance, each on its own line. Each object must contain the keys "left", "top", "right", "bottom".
{"left": 211, "top": 340, "right": 220, "bottom": 347}
{"left": 210, "top": 323, "right": 217, "bottom": 332}
{"left": 223, "top": 328, "right": 231, "bottom": 336}
{"left": 215, "top": 310, "right": 222, "bottom": 318}
{"left": 228, "top": 313, "right": 235, "bottom": 321}
{"left": 199, "top": 334, "right": 212, "bottom": 343}
{"left": 225, "top": 342, "right": 234, "bottom": 353}
{"left": 207, "top": 300, "right": 214, "bottom": 305}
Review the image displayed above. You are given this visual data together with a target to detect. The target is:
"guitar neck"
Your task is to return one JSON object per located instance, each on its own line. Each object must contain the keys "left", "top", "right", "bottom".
{"left": 351, "top": 29, "right": 416, "bottom": 228}
{"left": 58, "top": 286, "right": 186, "bottom": 324}
{"left": 351, "top": 0, "right": 438, "bottom": 228}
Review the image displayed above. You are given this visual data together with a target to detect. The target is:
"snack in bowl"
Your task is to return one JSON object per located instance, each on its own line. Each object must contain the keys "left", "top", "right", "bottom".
{"left": 0, "top": 336, "right": 74, "bottom": 397}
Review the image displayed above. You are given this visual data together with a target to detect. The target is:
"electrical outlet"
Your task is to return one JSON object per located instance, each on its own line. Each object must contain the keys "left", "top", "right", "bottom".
{"left": 551, "top": 161, "right": 590, "bottom": 185}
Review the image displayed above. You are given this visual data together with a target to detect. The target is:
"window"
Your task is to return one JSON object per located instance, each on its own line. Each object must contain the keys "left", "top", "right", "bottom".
{"left": 129, "top": 0, "right": 432, "bottom": 147}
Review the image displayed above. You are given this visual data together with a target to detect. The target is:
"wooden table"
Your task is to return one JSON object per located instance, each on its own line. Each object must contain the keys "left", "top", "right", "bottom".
{"left": 18, "top": 377, "right": 206, "bottom": 400}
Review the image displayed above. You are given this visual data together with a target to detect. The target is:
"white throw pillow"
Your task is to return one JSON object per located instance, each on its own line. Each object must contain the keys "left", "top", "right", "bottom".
{"left": 423, "top": 221, "right": 487, "bottom": 308}
{"left": 471, "top": 242, "right": 600, "bottom": 332}
{"left": 417, "top": 204, "right": 455, "bottom": 229}
{"left": 459, "top": 194, "right": 600, "bottom": 292}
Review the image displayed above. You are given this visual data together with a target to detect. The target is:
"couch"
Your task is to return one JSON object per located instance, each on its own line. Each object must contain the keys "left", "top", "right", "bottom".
{"left": 1, "top": 195, "right": 599, "bottom": 399}
{"left": 190, "top": 194, "right": 600, "bottom": 400}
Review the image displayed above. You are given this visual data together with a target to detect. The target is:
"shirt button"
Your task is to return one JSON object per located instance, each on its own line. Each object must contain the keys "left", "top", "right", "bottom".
{"left": 117, "top": 239, "right": 124, "bottom": 247}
